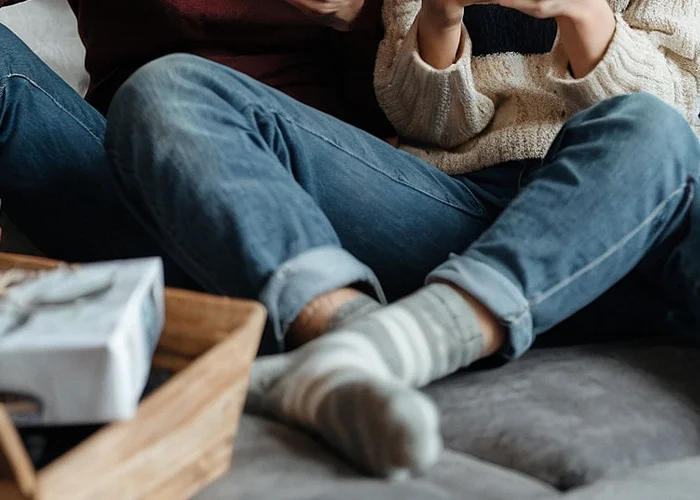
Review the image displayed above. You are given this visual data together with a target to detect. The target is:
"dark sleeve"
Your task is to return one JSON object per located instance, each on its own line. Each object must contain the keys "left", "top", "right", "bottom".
{"left": 1, "top": 0, "right": 30, "bottom": 7}
{"left": 336, "top": 0, "right": 396, "bottom": 138}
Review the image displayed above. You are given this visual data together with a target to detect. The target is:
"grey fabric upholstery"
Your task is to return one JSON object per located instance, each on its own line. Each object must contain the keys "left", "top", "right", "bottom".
{"left": 198, "top": 341, "right": 700, "bottom": 500}
{"left": 427, "top": 341, "right": 700, "bottom": 489}
{"left": 199, "top": 416, "right": 557, "bottom": 500}
{"left": 559, "top": 456, "right": 700, "bottom": 500}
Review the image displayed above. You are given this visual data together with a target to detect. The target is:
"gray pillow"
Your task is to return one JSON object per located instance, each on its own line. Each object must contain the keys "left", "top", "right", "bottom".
{"left": 197, "top": 416, "right": 557, "bottom": 500}
{"left": 427, "top": 341, "right": 700, "bottom": 489}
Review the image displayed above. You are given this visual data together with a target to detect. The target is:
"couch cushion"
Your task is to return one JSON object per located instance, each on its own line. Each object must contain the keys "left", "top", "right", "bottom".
{"left": 559, "top": 456, "right": 700, "bottom": 500}
{"left": 0, "top": 0, "right": 88, "bottom": 94}
{"left": 427, "top": 340, "right": 700, "bottom": 489}
{"left": 198, "top": 341, "right": 700, "bottom": 499}
{"left": 196, "top": 415, "right": 557, "bottom": 500}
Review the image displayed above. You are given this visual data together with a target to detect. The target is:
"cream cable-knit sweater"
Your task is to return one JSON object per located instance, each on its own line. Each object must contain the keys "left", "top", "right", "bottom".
{"left": 374, "top": 0, "right": 700, "bottom": 174}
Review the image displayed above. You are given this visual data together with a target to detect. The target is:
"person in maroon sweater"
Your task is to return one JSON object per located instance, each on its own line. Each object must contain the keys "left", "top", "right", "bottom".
{"left": 1, "top": 0, "right": 391, "bottom": 132}
{"left": 0, "top": 0, "right": 433, "bottom": 476}
{"left": 0, "top": 0, "right": 391, "bottom": 274}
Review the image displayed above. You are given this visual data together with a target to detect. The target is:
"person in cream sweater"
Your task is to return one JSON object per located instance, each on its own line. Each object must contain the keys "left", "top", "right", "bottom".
{"left": 375, "top": 0, "right": 700, "bottom": 173}
{"left": 246, "top": 0, "right": 700, "bottom": 480}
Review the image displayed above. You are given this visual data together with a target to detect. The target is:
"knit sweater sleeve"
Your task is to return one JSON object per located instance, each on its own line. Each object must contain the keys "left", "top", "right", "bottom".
{"left": 374, "top": 0, "right": 495, "bottom": 149}
{"left": 548, "top": 1, "right": 700, "bottom": 120}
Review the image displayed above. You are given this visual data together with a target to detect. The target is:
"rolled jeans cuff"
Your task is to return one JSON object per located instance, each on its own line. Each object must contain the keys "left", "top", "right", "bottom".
{"left": 259, "top": 246, "right": 386, "bottom": 353}
{"left": 427, "top": 253, "right": 534, "bottom": 358}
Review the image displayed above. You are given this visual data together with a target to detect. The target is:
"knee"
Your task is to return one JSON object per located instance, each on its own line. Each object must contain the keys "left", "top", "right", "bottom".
{"left": 107, "top": 54, "right": 204, "bottom": 130}
{"left": 576, "top": 94, "right": 700, "bottom": 188}
{"left": 107, "top": 52, "right": 259, "bottom": 126}
{"left": 106, "top": 53, "right": 257, "bottom": 154}
{"left": 607, "top": 93, "right": 691, "bottom": 131}
{"left": 106, "top": 54, "right": 210, "bottom": 168}
{"left": 603, "top": 93, "right": 698, "bottom": 173}
{"left": 113, "top": 53, "right": 206, "bottom": 97}
{"left": 550, "top": 94, "right": 700, "bottom": 210}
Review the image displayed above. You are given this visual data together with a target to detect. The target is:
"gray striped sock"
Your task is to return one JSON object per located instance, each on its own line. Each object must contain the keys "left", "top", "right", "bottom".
{"left": 245, "top": 336, "right": 442, "bottom": 478}
{"left": 327, "top": 293, "right": 381, "bottom": 331}
{"left": 345, "top": 283, "right": 485, "bottom": 387}
{"left": 245, "top": 283, "right": 483, "bottom": 478}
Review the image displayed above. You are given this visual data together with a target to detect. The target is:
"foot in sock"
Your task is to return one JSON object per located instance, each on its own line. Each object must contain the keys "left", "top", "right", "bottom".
{"left": 246, "top": 339, "right": 442, "bottom": 478}
{"left": 246, "top": 284, "right": 486, "bottom": 478}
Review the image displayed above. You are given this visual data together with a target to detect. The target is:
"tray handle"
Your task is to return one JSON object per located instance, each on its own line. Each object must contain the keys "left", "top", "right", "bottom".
{"left": 0, "top": 404, "right": 37, "bottom": 499}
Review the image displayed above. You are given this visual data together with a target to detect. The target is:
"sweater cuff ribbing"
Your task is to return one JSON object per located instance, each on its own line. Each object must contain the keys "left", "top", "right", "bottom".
{"left": 376, "top": 17, "right": 488, "bottom": 147}
{"left": 548, "top": 14, "right": 676, "bottom": 113}
{"left": 399, "top": 17, "right": 469, "bottom": 76}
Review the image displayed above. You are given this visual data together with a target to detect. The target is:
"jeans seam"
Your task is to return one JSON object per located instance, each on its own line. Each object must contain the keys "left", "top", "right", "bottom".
{"left": 528, "top": 182, "right": 689, "bottom": 307}
{"left": 0, "top": 73, "right": 103, "bottom": 145}
{"left": 250, "top": 103, "right": 488, "bottom": 221}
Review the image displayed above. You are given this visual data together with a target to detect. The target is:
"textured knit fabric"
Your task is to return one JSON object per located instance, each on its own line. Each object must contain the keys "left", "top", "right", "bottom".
{"left": 375, "top": 1, "right": 700, "bottom": 174}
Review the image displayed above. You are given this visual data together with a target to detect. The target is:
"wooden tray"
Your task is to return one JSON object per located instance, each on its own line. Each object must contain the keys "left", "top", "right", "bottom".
{"left": 0, "top": 253, "right": 266, "bottom": 499}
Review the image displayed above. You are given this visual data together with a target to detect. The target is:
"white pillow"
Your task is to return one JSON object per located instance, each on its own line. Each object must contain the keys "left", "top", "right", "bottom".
{"left": 0, "top": 0, "right": 88, "bottom": 95}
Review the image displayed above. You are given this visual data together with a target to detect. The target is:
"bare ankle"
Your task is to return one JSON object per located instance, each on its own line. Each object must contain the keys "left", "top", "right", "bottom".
{"left": 442, "top": 283, "right": 506, "bottom": 357}
{"left": 288, "top": 288, "right": 363, "bottom": 347}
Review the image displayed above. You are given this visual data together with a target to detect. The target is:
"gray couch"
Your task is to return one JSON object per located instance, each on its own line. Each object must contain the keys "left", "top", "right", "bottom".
{"left": 3, "top": 2, "right": 700, "bottom": 498}
{"left": 212, "top": 341, "right": 700, "bottom": 500}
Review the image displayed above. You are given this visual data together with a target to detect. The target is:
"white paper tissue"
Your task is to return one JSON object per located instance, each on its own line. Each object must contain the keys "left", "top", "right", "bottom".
{"left": 0, "top": 257, "right": 165, "bottom": 426}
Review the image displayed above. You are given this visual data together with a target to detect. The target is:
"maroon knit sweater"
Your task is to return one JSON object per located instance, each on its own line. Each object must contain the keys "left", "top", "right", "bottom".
{"left": 1, "top": 0, "right": 393, "bottom": 136}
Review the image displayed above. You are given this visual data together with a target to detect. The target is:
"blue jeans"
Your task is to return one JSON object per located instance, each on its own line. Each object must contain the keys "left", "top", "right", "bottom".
{"left": 105, "top": 53, "right": 700, "bottom": 356}
{"left": 0, "top": 25, "right": 191, "bottom": 286}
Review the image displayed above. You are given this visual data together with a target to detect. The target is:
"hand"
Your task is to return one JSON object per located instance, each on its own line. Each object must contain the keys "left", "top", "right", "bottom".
{"left": 422, "top": 0, "right": 607, "bottom": 26}
{"left": 284, "top": 0, "right": 366, "bottom": 31}
{"left": 492, "top": 0, "right": 616, "bottom": 77}
{"left": 491, "top": 0, "right": 600, "bottom": 20}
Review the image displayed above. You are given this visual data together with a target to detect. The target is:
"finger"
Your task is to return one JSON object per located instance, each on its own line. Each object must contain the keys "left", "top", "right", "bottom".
{"left": 287, "top": 0, "right": 348, "bottom": 11}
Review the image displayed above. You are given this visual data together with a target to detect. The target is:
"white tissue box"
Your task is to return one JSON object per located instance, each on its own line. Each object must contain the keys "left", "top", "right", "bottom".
{"left": 0, "top": 257, "right": 165, "bottom": 426}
